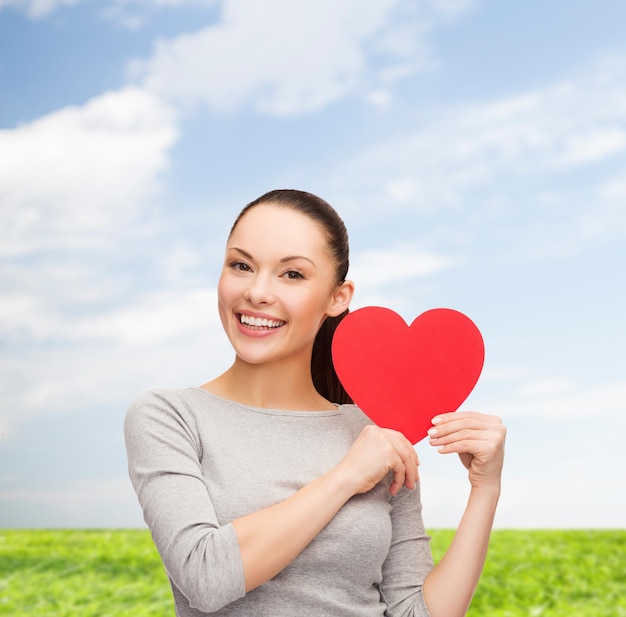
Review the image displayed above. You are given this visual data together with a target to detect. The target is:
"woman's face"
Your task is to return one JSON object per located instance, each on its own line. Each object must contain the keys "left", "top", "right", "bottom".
{"left": 217, "top": 204, "right": 350, "bottom": 367}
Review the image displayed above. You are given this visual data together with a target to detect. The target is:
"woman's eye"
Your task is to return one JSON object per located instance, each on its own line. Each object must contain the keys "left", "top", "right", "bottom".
{"left": 284, "top": 270, "right": 304, "bottom": 280}
{"left": 230, "top": 261, "right": 251, "bottom": 272}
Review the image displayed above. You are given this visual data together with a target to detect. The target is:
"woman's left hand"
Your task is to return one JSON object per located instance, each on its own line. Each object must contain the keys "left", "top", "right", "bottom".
{"left": 427, "top": 412, "right": 506, "bottom": 491}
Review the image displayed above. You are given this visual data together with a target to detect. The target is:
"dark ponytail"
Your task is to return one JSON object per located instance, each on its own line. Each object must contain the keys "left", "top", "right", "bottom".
{"left": 230, "top": 189, "right": 353, "bottom": 404}
{"left": 311, "top": 309, "right": 352, "bottom": 404}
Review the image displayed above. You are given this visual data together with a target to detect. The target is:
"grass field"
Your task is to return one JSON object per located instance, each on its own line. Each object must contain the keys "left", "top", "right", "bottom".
{"left": 1, "top": 529, "right": 624, "bottom": 616}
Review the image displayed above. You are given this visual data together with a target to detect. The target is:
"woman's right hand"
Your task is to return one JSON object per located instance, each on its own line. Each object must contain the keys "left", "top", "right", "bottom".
{"left": 335, "top": 425, "right": 419, "bottom": 496}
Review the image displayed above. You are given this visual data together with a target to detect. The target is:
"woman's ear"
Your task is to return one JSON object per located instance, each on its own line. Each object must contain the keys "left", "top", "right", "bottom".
{"left": 327, "top": 280, "right": 355, "bottom": 317}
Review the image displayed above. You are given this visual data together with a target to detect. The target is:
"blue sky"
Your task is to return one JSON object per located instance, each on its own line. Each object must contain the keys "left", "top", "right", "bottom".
{"left": 1, "top": 0, "right": 625, "bottom": 528}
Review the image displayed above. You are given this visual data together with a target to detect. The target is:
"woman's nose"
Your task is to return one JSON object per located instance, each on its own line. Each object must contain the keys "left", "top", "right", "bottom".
{"left": 244, "top": 274, "right": 276, "bottom": 305}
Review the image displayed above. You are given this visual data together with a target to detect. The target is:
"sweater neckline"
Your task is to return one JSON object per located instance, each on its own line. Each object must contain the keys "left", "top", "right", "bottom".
{"left": 191, "top": 387, "right": 345, "bottom": 417}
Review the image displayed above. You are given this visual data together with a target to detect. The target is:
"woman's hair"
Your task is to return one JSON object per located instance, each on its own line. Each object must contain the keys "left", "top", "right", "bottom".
{"left": 229, "top": 189, "right": 353, "bottom": 404}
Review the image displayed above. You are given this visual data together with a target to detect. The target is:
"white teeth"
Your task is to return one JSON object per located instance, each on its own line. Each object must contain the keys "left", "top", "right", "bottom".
{"left": 240, "top": 314, "right": 284, "bottom": 328}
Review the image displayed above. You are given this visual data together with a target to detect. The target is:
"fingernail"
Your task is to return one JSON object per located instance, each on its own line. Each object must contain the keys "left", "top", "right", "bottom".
{"left": 427, "top": 428, "right": 438, "bottom": 436}
{"left": 431, "top": 416, "right": 441, "bottom": 425}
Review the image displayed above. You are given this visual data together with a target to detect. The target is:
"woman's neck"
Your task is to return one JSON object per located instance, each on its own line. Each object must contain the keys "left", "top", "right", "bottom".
{"left": 202, "top": 355, "right": 334, "bottom": 411}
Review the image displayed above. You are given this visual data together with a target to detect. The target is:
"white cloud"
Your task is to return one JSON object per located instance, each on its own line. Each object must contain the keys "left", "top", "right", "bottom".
{"left": 0, "top": 286, "right": 231, "bottom": 433}
{"left": 599, "top": 174, "right": 626, "bottom": 199}
{"left": 71, "top": 288, "right": 218, "bottom": 345}
{"left": 0, "top": 87, "right": 177, "bottom": 257}
{"left": 131, "top": 0, "right": 475, "bottom": 115}
{"left": 403, "top": 65, "right": 624, "bottom": 183}
{"left": 0, "top": 80, "right": 212, "bottom": 440}
{"left": 346, "top": 245, "right": 452, "bottom": 312}
{"left": 386, "top": 177, "right": 417, "bottom": 202}
{"left": 553, "top": 127, "right": 626, "bottom": 168}
{"left": 133, "top": 0, "right": 387, "bottom": 114}
{"left": 323, "top": 56, "right": 626, "bottom": 257}
{"left": 365, "top": 89, "right": 393, "bottom": 111}
{"left": 350, "top": 245, "right": 451, "bottom": 290}
{"left": 0, "top": 293, "right": 43, "bottom": 337}
{"left": 0, "top": 287, "right": 216, "bottom": 345}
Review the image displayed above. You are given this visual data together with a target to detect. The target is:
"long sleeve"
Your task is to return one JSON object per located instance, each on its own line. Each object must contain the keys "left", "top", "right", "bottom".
{"left": 124, "top": 388, "right": 246, "bottom": 613}
{"left": 379, "top": 484, "right": 434, "bottom": 617}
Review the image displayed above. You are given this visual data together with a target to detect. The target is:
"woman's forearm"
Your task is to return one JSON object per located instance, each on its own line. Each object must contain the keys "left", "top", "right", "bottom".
{"left": 422, "top": 483, "right": 500, "bottom": 617}
{"left": 232, "top": 466, "right": 355, "bottom": 591}
{"left": 232, "top": 424, "right": 418, "bottom": 593}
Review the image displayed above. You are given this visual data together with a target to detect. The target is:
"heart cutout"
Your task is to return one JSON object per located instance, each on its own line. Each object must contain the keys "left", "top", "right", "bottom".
{"left": 331, "top": 307, "right": 485, "bottom": 444}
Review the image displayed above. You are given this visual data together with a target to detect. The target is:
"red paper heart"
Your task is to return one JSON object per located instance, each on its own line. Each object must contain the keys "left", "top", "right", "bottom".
{"left": 331, "top": 307, "right": 484, "bottom": 444}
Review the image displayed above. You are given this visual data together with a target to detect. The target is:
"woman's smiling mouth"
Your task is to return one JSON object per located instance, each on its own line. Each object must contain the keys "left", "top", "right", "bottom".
{"left": 239, "top": 313, "right": 286, "bottom": 330}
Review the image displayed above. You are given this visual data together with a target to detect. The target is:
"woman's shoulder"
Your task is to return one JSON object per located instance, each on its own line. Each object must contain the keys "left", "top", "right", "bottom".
{"left": 337, "top": 403, "right": 375, "bottom": 431}
{"left": 126, "top": 385, "right": 244, "bottom": 421}
{"left": 125, "top": 385, "right": 208, "bottom": 424}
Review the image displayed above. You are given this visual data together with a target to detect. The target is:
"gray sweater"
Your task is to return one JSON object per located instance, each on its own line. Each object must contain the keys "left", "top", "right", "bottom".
{"left": 124, "top": 387, "right": 434, "bottom": 616}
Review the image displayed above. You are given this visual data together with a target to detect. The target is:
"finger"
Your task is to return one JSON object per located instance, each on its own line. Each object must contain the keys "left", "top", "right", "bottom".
{"left": 433, "top": 437, "right": 485, "bottom": 456}
{"left": 385, "top": 429, "right": 419, "bottom": 462}
{"left": 389, "top": 455, "right": 406, "bottom": 496}
{"left": 428, "top": 426, "right": 486, "bottom": 445}
{"left": 431, "top": 428, "right": 505, "bottom": 460}
{"left": 432, "top": 411, "right": 502, "bottom": 427}
{"left": 430, "top": 420, "right": 506, "bottom": 446}
{"left": 398, "top": 455, "right": 418, "bottom": 490}
{"left": 385, "top": 430, "right": 419, "bottom": 488}
{"left": 429, "top": 413, "right": 501, "bottom": 440}
{"left": 400, "top": 446, "right": 419, "bottom": 489}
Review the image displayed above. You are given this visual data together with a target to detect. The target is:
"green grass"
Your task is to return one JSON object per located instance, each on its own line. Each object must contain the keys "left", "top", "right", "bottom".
{"left": 0, "top": 530, "right": 172, "bottom": 617}
{"left": 430, "top": 530, "right": 626, "bottom": 616}
{"left": 1, "top": 529, "right": 624, "bottom": 616}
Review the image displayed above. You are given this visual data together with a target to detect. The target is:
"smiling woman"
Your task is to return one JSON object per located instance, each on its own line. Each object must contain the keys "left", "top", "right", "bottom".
{"left": 124, "top": 189, "right": 506, "bottom": 617}
{"left": 214, "top": 193, "right": 353, "bottom": 407}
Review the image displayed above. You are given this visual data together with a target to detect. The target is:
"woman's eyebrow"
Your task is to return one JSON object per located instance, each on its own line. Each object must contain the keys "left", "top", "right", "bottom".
{"left": 228, "top": 247, "right": 253, "bottom": 259}
{"left": 280, "top": 255, "right": 316, "bottom": 267}
{"left": 228, "top": 247, "right": 316, "bottom": 268}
